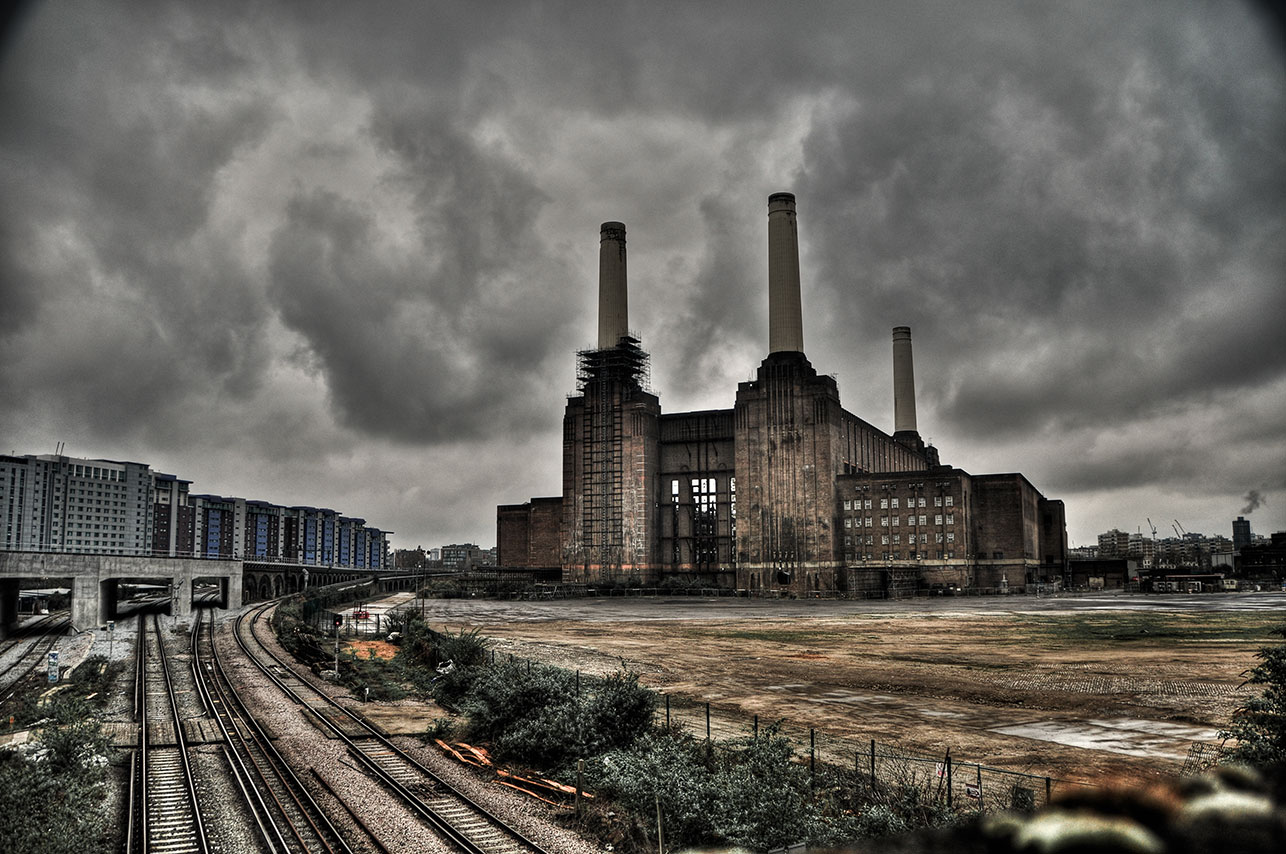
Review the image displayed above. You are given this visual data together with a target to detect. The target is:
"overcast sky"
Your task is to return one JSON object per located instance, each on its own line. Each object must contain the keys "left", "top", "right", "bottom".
{"left": 1, "top": 1, "right": 1283, "bottom": 551}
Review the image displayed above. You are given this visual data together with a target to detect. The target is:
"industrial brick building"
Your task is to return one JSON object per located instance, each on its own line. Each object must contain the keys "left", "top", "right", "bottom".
{"left": 498, "top": 193, "right": 1066, "bottom": 595}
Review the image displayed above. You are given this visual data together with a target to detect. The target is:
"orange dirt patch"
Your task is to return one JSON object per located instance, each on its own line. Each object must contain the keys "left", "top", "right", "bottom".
{"left": 343, "top": 639, "right": 399, "bottom": 660}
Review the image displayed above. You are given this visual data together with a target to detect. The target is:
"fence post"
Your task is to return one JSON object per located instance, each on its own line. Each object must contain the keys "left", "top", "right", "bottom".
{"left": 753, "top": 714, "right": 758, "bottom": 740}
{"left": 665, "top": 694, "right": 670, "bottom": 729}
{"left": 946, "top": 752, "right": 953, "bottom": 809}
{"left": 655, "top": 791, "right": 665, "bottom": 854}
{"left": 705, "top": 702, "right": 711, "bottom": 743}
{"left": 1045, "top": 776, "right": 1052, "bottom": 804}
{"left": 576, "top": 670, "right": 581, "bottom": 697}
{"left": 810, "top": 729, "right": 816, "bottom": 785}
{"left": 576, "top": 759, "right": 584, "bottom": 818}
{"left": 977, "top": 764, "right": 983, "bottom": 813}
{"left": 870, "top": 739, "right": 877, "bottom": 788}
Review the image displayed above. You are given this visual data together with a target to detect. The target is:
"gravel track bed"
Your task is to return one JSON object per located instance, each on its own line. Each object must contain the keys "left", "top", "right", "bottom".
{"left": 246, "top": 605, "right": 604, "bottom": 854}
{"left": 224, "top": 611, "right": 453, "bottom": 853}
{"left": 163, "top": 612, "right": 271, "bottom": 854}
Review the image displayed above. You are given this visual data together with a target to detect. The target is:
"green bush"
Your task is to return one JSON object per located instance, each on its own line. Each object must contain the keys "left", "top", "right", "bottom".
{"left": 0, "top": 696, "right": 112, "bottom": 854}
{"left": 592, "top": 731, "right": 719, "bottom": 846}
{"left": 580, "top": 670, "right": 658, "bottom": 755}
{"left": 1221, "top": 623, "right": 1286, "bottom": 770}
{"left": 457, "top": 663, "right": 656, "bottom": 769}
{"left": 591, "top": 725, "right": 860, "bottom": 851}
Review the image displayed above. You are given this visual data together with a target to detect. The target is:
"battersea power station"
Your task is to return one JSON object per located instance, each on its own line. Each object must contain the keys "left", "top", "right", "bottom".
{"left": 498, "top": 193, "right": 1067, "bottom": 596}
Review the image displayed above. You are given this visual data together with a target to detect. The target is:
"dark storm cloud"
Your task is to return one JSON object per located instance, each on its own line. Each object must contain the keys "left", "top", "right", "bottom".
{"left": 793, "top": 2, "right": 1285, "bottom": 450}
{"left": 0, "top": 1, "right": 277, "bottom": 444}
{"left": 1, "top": 1, "right": 1282, "bottom": 546}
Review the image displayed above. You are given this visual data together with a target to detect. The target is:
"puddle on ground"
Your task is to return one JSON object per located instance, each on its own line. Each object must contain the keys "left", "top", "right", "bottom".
{"left": 989, "top": 718, "right": 1218, "bottom": 759}
{"left": 818, "top": 691, "right": 899, "bottom": 705}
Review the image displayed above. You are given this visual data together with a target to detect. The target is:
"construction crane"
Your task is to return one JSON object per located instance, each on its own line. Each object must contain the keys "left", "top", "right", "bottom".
{"left": 1174, "top": 519, "right": 1188, "bottom": 537}
{"left": 1172, "top": 523, "right": 1182, "bottom": 538}
{"left": 1146, "top": 518, "right": 1157, "bottom": 540}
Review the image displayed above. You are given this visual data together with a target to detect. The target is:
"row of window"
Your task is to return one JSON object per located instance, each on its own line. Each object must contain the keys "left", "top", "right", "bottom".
{"left": 845, "top": 533, "right": 956, "bottom": 545}
{"left": 843, "top": 495, "right": 957, "bottom": 511}
{"left": 844, "top": 551, "right": 960, "bottom": 561}
{"left": 845, "top": 514, "right": 955, "bottom": 528}
{"left": 70, "top": 464, "right": 124, "bottom": 481}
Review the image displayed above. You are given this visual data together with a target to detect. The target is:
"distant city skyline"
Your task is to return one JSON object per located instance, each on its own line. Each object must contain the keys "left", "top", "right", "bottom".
{"left": 1, "top": 2, "right": 1282, "bottom": 550}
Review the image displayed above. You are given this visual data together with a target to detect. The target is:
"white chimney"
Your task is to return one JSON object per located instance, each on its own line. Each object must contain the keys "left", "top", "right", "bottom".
{"left": 597, "top": 222, "right": 628, "bottom": 349}
{"left": 767, "top": 193, "right": 804, "bottom": 354}
{"left": 892, "top": 326, "right": 918, "bottom": 435}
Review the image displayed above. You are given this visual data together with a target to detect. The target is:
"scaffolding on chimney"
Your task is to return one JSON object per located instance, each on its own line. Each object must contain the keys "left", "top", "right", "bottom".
{"left": 575, "top": 335, "right": 650, "bottom": 393}
{"left": 574, "top": 337, "right": 650, "bottom": 574}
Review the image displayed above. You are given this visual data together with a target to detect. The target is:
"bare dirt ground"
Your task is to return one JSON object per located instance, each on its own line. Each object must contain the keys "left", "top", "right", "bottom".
{"left": 406, "top": 591, "right": 1284, "bottom": 788}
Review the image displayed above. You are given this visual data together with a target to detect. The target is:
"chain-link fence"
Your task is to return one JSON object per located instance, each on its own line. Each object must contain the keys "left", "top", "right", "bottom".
{"left": 652, "top": 689, "right": 1082, "bottom": 810}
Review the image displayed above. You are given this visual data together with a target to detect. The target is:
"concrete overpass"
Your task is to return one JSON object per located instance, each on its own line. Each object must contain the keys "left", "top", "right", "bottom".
{"left": 0, "top": 551, "right": 425, "bottom": 634}
{"left": 0, "top": 551, "right": 242, "bottom": 633}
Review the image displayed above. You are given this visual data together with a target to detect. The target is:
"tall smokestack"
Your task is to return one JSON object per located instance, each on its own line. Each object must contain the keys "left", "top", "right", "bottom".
{"left": 892, "top": 326, "right": 918, "bottom": 436}
{"left": 598, "top": 222, "right": 628, "bottom": 349}
{"left": 767, "top": 192, "right": 804, "bottom": 355}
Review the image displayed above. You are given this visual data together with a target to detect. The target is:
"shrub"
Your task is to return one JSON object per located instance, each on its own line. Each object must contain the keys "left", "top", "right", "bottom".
{"left": 0, "top": 696, "right": 111, "bottom": 854}
{"left": 457, "top": 663, "right": 656, "bottom": 769}
{"left": 591, "top": 732, "right": 719, "bottom": 846}
{"left": 1221, "top": 623, "right": 1286, "bottom": 771}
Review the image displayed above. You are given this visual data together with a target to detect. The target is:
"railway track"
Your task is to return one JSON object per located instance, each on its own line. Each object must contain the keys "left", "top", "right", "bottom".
{"left": 235, "top": 604, "right": 555, "bottom": 854}
{"left": 126, "top": 613, "right": 209, "bottom": 854}
{"left": 0, "top": 613, "right": 70, "bottom": 705}
{"left": 191, "top": 609, "right": 354, "bottom": 854}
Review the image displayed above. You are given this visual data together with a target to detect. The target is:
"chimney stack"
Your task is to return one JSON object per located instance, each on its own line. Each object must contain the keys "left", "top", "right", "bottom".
{"left": 892, "top": 326, "right": 918, "bottom": 437}
{"left": 598, "top": 222, "right": 628, "bottom": 349}
{"left": 767, "top": 192, "right": 804, "bottom": 354}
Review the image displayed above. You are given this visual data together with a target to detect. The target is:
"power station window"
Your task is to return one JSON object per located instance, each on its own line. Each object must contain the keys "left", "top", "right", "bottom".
{"left": 945, "top": 496, "right": 954, "bottom": 506}
{"left": 946, "top": 515, "right": 954, "bottom": 525}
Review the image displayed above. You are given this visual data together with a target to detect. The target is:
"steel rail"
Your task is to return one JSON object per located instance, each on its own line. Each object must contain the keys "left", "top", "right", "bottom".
{"left": 127, "top": 614, "right": 209, "bottom": 854}
{"left": 194, "top": 608, "right": 353, "bottom": 854}
{"left": 0, "top": 614, "right": 70, "bottom": 702}
{"left": 238, "top": 603, "right": 556, "bottom": 854}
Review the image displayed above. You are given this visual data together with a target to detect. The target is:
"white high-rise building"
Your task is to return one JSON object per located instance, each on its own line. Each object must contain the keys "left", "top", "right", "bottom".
{"left": 1, "top": 454, "right": 154, "bottom": 554}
